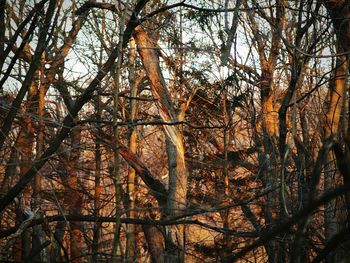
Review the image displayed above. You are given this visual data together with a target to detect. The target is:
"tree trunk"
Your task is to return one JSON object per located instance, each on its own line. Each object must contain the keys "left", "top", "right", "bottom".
{"left": 61, "top": 127, "right": 84, "bottom": 263}
{"left": 13, "top": 79, "right": 38, "bottom": 261}
{"left": 133, "top": 25, "right": 188, "bottom": 262}
{"left": 126, "top": 37, "right": 139, "bottom": 263}
{"left": 142, "top": 225, "right": 165, "bottom": 263}
{"left": 31, "top": 53, "right": 48, "bottom": 263}
{"left": 321, "top": 1, "right": 349, "bottom": 255}
{"left": 323, "top": 56, "right": 348, "bottom": 263}
{"left": 92, "top": 96, "right": 102, "bottom": 262}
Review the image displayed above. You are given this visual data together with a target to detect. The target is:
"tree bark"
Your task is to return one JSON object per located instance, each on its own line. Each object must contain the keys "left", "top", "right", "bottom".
{"left": 60, "top": 127, "right": 85, "bottom": 263}
{"left": 142, "top": 225, "right": 165, "bottom": 263}
{"left": 133, "top": 26, "right": 189, "bottom": 262}
{"left": 322, "top": 1, "right": 350, "bottom": 261}
{"left": 245, "top": 0, "right": 286, "bottom": 261}
{"left": 126, "top": 37, "right": 139, "bottom": 263}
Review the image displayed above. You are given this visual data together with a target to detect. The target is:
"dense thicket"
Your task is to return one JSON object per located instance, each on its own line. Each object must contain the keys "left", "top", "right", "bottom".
{"left": 1, "top": 0, "right": 350, "bottom": 262}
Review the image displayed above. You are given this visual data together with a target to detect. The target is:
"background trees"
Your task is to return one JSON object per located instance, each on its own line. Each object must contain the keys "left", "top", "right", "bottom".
{"left": 1, "top": 0, "right": 350, "bottom": 262}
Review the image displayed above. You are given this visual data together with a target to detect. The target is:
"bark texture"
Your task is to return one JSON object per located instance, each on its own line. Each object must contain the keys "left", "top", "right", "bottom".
{"left": 134, "top": 26, "right": 189, "bottom": 262}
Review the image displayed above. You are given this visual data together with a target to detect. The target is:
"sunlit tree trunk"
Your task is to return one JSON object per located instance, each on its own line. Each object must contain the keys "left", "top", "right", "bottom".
{"left": 126, "top": 37, "right": 139, "bottom": 262}
{"left": 245, "top": 0, "right": 285, "bottom": 261}
{"left": 323, "top": 1, "right": 350, "bottom": 261}
{"left": 31, "top": 54, "right": 48, "bottom": 263}
{"left": 323, "top": 56, "right": 348, "bottom": 262}
{"left": 14, "top": 77, "right": 39, "bottom": 261}
{"left": 324, "top": 57, "right": 347, "bottom": 140}
{"left": 134, "top": 25, "right": 189, "bottom": 262}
